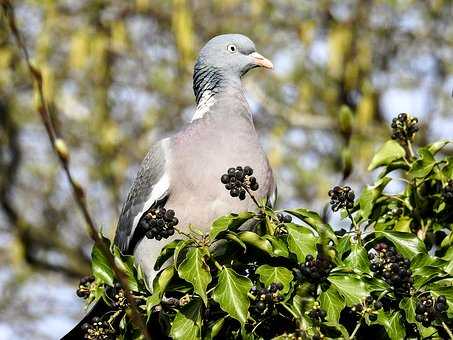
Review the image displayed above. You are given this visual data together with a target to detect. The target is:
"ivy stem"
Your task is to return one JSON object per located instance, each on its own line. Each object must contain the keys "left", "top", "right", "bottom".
{"left": 280, "top": 302, "right": 300, "bottom": 321}
{"left": 244, "top": 185, "right": 263, "bottom": 209}
{"left": 346, "top": 208, "right": 361, "bottom": 244}
{"left": 442, "top": 322, "right": 453, "bottom": 340}
{"left": 349, "top": 318, "right": 362, "bottom": 339}
{"left": 406, "top": 139, "right": 415, "bottom": 160}
{"left": 212, "top": 259, "right": 223, "bottom": 271}
{"left": 247, "top": 292, "right": 256, "bottom": 300}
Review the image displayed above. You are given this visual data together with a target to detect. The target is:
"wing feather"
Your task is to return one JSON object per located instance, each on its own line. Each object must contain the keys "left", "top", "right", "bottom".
{"left": 115, "top": 139, "right": 169, "bottom": 253}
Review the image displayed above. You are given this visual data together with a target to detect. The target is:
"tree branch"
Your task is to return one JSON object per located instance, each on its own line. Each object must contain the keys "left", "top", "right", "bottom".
{"left": 2, "top": 2, "right": 151, "bottom": 338}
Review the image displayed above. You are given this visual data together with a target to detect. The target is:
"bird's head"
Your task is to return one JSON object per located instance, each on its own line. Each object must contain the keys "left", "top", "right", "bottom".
{"left": 196, "top": 34, "right": 273, "bottom": 78}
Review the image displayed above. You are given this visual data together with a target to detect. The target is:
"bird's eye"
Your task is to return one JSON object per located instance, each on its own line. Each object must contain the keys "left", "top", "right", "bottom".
{"left": 227, "top": 44, "right": 237, "bottom": 53}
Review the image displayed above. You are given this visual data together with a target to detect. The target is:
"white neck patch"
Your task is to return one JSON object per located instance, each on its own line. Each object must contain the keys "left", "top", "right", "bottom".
{"left": 191, "top": 90, "right": 216, "bottom": 122}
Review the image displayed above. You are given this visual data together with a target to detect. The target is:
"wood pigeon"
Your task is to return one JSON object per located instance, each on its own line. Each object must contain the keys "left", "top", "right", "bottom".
{"left": 62, "top": 33, "right": 276, "bottom": 339}
{"left": 116, "top": 33, "right": 276, "bottom": 284}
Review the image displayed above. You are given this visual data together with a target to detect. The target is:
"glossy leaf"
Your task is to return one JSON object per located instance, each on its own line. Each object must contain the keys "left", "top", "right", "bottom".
{"left": 368, "top": 140, "right": 406, "bottom": 171}
{"left": 377, "top": 310, "right": 406, "bottom": 340}
{"left": 212, "top": 268, "right": 252, "bottom": 325}
{"left": 399, "top": 297, "right": 417, "bottom": 323}
{"left": 256, "top": 265, "right": 293, "bottom": 294}
{"left": 170, "top": 298, "right": 202, "bottom": 340}
{"left": 343, "top": 243, "right": 370, "bottom": 273}
{"left": 91, "top": 244, "right": 114, "bottom": 286}
{"left": 286, "top": 223, "right": 317, "bottom": 262}
{"left": 238, "top": 231, "right": 273, "bottom": 254}
{"left": 410, "top": 148, "right": 436, "bottom": 178}
{"left": 328, "top": 274, "right": 371, "bottom": 305}
{"left": 154, "top": 240, "right": 181, "bottom": 270}
{"left": 319, "top": 287, "right": 345, "bottom": 323}
{"left": 375, "top": 230, "right": 426, "bottom": 260}
{"left": 178, "top": 247, "right": 212, "bottom": 305}
{"left": 210, "top": 212, "right": 255, "bottom": 240}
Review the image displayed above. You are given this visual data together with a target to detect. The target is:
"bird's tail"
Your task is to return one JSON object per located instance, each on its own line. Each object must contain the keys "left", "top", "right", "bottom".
{"left": 60, "top": 299, "right": 109, "bottom": 340}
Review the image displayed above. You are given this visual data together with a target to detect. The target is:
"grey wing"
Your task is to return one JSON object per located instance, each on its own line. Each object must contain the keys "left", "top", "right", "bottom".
{"left": 114, "top": 139, "right": 169, "bottom": 253}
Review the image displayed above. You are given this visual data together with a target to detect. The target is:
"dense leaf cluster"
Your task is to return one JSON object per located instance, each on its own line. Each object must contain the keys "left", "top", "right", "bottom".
{"left": 80, "top": 115, "right": 453, "bottom": 339}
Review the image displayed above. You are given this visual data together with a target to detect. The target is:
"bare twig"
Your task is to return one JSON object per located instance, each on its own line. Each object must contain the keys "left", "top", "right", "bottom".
{"left": 1, "top": 2, "right": 151, "bottom": 338}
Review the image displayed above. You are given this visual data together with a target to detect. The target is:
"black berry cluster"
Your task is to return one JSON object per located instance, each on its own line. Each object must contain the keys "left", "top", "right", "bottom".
{"left": 110, "top": 283, "right": 128, "bottom": 309}
{"left": 442, "top": 180, "right": 453, "bottom": 202}
{"left": 76, "top": 275, "right": 95, "bottom": 299}
{"left": 369, "top": 243, "right": 413, "bottom": 295}
{"left": 139, "top": 207, "right": 178, "bottom": 241}
{"left": 300, "top": 254, "right": 333, "bottom": 284}
{"left": 390, "top": 113, "right": 419, "bottom": 144}
{"left": 81, "top": 317, "right": 114, "bottom": 340}
{"left": 221, "top": 166, "right": 259, "bottom": 200}
{"left": 250, "top": 282, "right": 284, "bottom": 317}
{"left": 275, "top": 213, "right": 292, "bottom": 236}
{"left": 415, "top": 294, "right": 448, "bottom": 327}
{"left": 308, "top": 303, "right": 327, "bottom": 322}
{"left": 328, "top": 186, "right": 355, "bottom": 211}
{"left": 350, "top": 296, "right": 382, "bottom": 321}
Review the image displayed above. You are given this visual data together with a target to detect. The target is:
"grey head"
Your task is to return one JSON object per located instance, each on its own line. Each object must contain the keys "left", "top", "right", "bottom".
{"left": 193, "top": 34, "right": 273, "bottom": 104}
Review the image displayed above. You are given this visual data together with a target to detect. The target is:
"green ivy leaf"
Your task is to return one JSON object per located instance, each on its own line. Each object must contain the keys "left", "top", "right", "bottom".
{"left": 174, "top": 239, "right": 194, "bottom": 267}
{"left": 154, "top": 240, "right": 181, "bottom": 270}
{"left": 178, "top": 247, "right": 212, "bottom": 305}
{"left": 210, "top": 212, "right": 255, "bottom": 240}
{"left": 112, "top": 249, "right": 139, "bottom": 291}
{"left": 377, "top": 310, "right": 406, "bottom": 340}
{"left": 394, "top": 216, "right": 412, "bottom": 232}
{"left": 147, "top": 266, "right": 175, "bottom": 317}
{"left": 343, "top": 243, "right": 371, "bottom": 274}
{"left": 263, "top": 235, "right": 289, "bottom": 257}
{"left": 375, "top": 230, "right": 426, "bottom": 260}
{"left": 285, "top": 208, "right": 336, "bottom": 242}
{"left": 286, "top": 223, "right": 317, "bottom": 262}
{"left": 91, "top": 244, "right": 114, "bottom": 286}
{"left": 204, "top": 317, "right": 226, "bottom": 340}
{"left": 328, "top": 274, "right": 371, "bottom": 305}
{"left": 368, "top": 140, "right": 406, "bottom": 171}
{"left": 428, "top": 140, "right": 450, "bottom": 155}
{"left": 410, "top": 148, "right": 436, "bottom": 178}
{"left": 399, "top": 297, "right": 417, "bottom": 323}
{"left": 212, "top": 268, "right": 252, "bottom": 325}
{"left": 319, "top": 287, "right": 345, "bottom": 323}
{"left": 336, "top": 235, "right": 352, "bottom": 260}
{"left": 238, "top": 231, "right": 273, "bottom": 254}
{"left": 359, "top": 176, "right": 391, "bottom": 219}
{"left": 170, "top": 298, "right": 202, "bottom": 340}
{"left": 256, "top": 265, "right": 293, "bottom": 294}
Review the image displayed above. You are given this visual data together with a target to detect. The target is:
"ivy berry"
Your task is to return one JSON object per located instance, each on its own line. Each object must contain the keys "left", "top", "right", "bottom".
{"left": 139, "top": 207, "right": 178, "bottom": 241}
{"left": 390, "top": 113, "right": 419, "bottom": 145}
{"left": 76, "top": 275, "right": 95, "bottom": 299}
{"left": 220, "top": 166, "right": 259, "bottom": 200}
{"left": 328, "top": 186, "right": 355, "bottom": 211}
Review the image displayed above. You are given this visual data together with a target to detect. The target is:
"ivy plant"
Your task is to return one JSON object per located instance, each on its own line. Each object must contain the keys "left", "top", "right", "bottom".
{"left": 77, "top": 114, "right": 453, "bottom": 340}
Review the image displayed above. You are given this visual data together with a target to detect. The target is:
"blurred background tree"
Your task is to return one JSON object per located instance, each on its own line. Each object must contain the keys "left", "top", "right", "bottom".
{"left": 0, "top": 0, "right": 451, "bottom": 338}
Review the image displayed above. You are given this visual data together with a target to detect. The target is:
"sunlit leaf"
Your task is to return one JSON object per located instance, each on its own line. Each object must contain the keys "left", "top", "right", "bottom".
{"left": 319, "top": 287, "right": 345, "bottom": 323}
{"left": 256, "top": 265, "right": 293, "bottom": 294}
{"left": 375, "top": 230, "right": 426, "bottom": 260}
{"left": 328, "top": 274, "right": 371, "bottom": 305}
{"left": 170, "top": 298, "right": 202, "bottom": 340}
{"left": 343, "top": 243, "right": 370, "bottom": 273}
{"left": 368, "top": 140, "right": 406, "bottom": 171}
{"left": 210, "top": 212, "right": 255, "bottom": 240}
{"left": 286, "top": 223, "right": 317, "bottom": 262}
{"left": 178, "top": 247, "right": 212, "bottom": 305}
{"left": 212, "top": 268, "right": 252, "bottom": 325}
